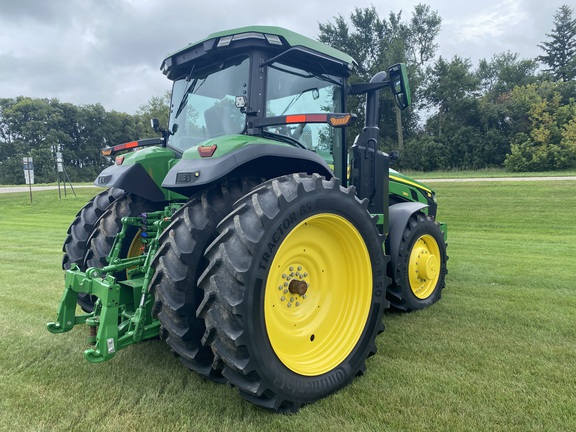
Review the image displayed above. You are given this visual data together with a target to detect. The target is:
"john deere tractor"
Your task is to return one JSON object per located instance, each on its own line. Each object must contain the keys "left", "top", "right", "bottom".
{"left": 48, "top": 26, "right": 447, "bottom": 412}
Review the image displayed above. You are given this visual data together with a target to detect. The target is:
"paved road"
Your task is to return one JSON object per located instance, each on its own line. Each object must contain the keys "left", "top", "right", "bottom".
{"left": 0, "top": 185, "right": 97, "bottom": 194}
{"left": 417, "top": 176, "right": 576, "bottom": 183}
{"left": 2, "top": 176, "right": 576, "bottom": 194}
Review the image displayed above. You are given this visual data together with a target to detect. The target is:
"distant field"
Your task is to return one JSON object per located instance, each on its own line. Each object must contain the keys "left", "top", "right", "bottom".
{"left": 0, "top": 181, "right": 575, "bottom": 431}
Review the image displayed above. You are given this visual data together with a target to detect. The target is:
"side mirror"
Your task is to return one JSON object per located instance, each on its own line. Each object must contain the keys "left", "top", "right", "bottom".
{"left": 150, "top": 118, "right": 160, "bottom": 131}
{"left": 388, "top": 64, "right": 411, "bottom": 111}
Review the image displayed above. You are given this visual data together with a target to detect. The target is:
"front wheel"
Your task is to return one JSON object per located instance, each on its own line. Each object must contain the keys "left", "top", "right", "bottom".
{"left": 198, "top": 174, "right": 389, "bottom": 412}
{"left": 387, "top": 212, "right": 448, "bottom": 311}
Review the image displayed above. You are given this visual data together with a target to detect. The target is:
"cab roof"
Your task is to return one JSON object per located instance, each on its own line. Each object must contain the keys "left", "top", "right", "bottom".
{"left": 160, "top": 25, "right": 357, "bottom": 80}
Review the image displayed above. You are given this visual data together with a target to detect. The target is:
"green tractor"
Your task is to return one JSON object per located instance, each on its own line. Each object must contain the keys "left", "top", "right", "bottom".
{"left": 48, "top": 26, "right": 447, "bottom": 412}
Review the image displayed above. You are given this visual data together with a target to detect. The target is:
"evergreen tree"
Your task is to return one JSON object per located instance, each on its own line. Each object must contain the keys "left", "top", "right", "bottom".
{"left": 537, "top": 5, "right": 576, "bottom": 81}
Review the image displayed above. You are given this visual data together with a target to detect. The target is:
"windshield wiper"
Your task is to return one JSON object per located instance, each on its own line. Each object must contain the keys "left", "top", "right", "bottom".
{"left": 279, "top": 87, "right": 319, "bottom": 116}
{"left": 174, "top": 64, "right": 199, "bottom": 120}
{"left": 174, "top": 78, "right": 198, "bottom": 119}
{"left": 262, "top": 130, "right": 307, "bottom": 149}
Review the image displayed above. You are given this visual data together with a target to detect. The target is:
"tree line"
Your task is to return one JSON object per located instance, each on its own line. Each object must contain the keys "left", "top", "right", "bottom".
{"left": 1, "top": 5, "right": 575, "bottom": 184}
{"left": 319, "top": 4, "right": 576, "bottom": 172}
{"left": 0, "top": 93, "right": 169, "bottom": 184}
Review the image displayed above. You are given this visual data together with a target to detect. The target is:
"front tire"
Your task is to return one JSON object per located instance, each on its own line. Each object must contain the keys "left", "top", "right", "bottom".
{"left": 387, "top": 212, "right": 448, "bottom": 311}
{"left": 198, "top": 174, "right": 388, "bottom": 412}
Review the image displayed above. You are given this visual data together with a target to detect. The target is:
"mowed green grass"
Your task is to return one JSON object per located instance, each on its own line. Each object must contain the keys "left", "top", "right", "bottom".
{"left": 0, "top": 180, "right": 575, "bottom": 432}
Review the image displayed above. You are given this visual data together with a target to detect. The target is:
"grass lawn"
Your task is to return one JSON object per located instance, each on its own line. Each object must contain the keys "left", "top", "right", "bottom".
{"left": 0, "top": 180, "right": 575, "bottom": 431}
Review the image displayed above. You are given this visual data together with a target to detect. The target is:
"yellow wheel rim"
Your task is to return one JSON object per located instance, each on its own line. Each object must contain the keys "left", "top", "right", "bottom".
{"left": 127, "top": 230, "right": 144, "bottom": 258}
{"left": 408, "top": 234, "right": 441, "bottom": 299}
{"left": 126, "top": 230, "right": 144, "bottom": 276}
{"left": 264, "top": 213, "right": 372, "bottom": 376}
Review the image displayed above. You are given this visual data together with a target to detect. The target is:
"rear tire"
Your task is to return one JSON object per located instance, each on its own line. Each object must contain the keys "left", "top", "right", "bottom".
{"left": 387, "top": 212, "right": 447, "bottom": 311}
{"left": 84, "top": 193, "right": 163, "bottom": 278}
{"left": 151, "top": 178, "right": 259, "bottom": 382}
{"left": 198, "top": 174, "right": 388, "bottom": 412}
{"left": 62, "top": 187, "right": 124, "bottom": 311}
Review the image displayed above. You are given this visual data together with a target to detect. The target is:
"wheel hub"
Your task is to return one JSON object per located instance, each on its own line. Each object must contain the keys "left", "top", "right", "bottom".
{"left": 289, "top": 279, "right": 308, "bottom": 296}
{"left": 408, "top": 234, "right": 442, "bottom": 299}
{"left": 416, "top": 250, "right": 439, "bottom": 281}
{"left": 277, "top": 265, "right": 309, "bottom": 308}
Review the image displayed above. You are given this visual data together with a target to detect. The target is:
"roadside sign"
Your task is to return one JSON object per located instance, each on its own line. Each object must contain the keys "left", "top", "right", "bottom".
{"left": 23, "top": 157, "right": 34, "bottom": 185}
{"left": 56, "top": 152, "right": 63, "bottom": 173}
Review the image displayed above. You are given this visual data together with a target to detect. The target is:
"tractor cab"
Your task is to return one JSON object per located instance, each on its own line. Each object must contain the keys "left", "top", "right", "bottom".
{"left": 158, "top": 26, "right": 410, "bottom": 199}
{"left": 161, "top": 27, "right": 357, "bottom": 177}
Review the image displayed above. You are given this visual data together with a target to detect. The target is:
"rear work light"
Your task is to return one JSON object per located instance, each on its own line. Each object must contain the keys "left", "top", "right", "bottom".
{"left": 255, "top": 113, "right": 356, "bottom": 129}
{"left": 101, "top": 138, "right": 164, "bottom": 157}
{"left": 102, "top": 141, "right": 138, "bottom": 156}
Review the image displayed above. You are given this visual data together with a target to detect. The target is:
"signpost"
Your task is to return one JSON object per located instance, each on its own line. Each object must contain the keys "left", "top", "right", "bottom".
{"left": 54, "top": 148, "right": 76, "bottom": 198}
{"left": 23, "top": 156, "right": 34, "bottom": 203}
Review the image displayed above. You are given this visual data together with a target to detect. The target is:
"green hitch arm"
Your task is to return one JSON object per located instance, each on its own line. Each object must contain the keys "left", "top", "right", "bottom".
{"left": 122, "top": 217, "right": 171, "bottom": 344}
{"left": 47, "top": 206, "right": 180, "bottom": 363}
{"left": 46, "top": 266, "right": 100, "bottom": 334}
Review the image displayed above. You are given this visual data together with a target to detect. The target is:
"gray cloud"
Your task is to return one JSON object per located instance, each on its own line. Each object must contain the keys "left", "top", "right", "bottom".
{"left": 0, "top": 0, "right": 568, "bottom": 113}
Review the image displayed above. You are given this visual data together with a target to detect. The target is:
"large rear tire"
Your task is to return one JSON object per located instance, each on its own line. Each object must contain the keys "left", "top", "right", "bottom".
{"left": 151, "top": 178, "right": 259, "bottom": 382}
{"left": 387, "top": 212, "right": 448, "bottom": 311}
{"left": 84, "top": 193, "right": 163, "bottom": 278}
{"left": 62, "top": 187, "right": 124, "bottom": 311}
{"left": 198, "top": 174, "right": 388, "bottom": 412}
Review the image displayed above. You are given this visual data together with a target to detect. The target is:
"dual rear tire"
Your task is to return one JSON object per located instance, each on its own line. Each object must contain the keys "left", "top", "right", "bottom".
{"left": 191, "top": 174, "right": 388, "bottom": 411}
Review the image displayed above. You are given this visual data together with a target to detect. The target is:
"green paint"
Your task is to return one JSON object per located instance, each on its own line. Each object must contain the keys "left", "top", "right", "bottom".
{"left": 181, "top": 134, "right": 291, "bottom": 160}
{"left": 47, "top": 207, "right": 179, "bottom": 363}
{"left": 163, "top": 25, "right": 356, "bottom": 73}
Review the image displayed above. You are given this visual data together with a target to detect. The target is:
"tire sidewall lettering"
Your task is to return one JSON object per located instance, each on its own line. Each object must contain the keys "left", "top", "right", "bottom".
{"left": 257, "top": 200, "right": 315, "bottom": 273}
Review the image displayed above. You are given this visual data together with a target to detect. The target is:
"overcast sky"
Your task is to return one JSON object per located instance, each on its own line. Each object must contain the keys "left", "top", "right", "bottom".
{"left": 0, "top": 0, "right": 568, "bottom": 114}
